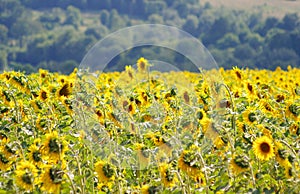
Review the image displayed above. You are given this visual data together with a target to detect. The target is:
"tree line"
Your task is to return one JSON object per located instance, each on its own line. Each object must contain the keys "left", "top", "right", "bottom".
{"left": 0, "top": 0, "right": 300, "bottom": 73}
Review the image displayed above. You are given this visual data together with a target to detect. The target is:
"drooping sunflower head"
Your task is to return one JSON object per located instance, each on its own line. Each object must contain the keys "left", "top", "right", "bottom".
{"left": 40, "top": 165, "right": 64, "bottom": 193}
{"left": 178, "top": 149, "right": 202, "bottom": 177}
{"left": 159, "top": 163, "right": 178, "bottom": 188}
{"left": 56, "top": 82, "right": 72, "bottom": 98}
{"left": 28, "top": 140, "right": 44, "bottom": 167}
{"left": 41, "top": 131, "right": 68, "bottom": 162}
{"left": 253, "top": 136, "right": 274, "bottom": 161}
{"left": 230, "top": 155, "right": 249, "bottom": 175}
{"left": 94, "top": 160, "right": 115, "bottom": 183}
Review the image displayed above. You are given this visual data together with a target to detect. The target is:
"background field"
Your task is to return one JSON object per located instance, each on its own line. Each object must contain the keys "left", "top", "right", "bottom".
{"left": 201, "top": 0, "right": 300, "bottom": 18}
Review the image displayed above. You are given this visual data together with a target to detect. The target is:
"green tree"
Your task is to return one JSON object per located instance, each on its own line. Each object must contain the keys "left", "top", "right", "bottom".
{"left": 0, "top": 24, "right": 8, "bottom": 44}
{"left": 182, "top": 15, "right": 199, "bottom": 36}
{"left": 234, "top": 44, "right": 256, "bottom": 60}
{"left": 203, "top": 16, "right": 232, "bottom": 45}
{"left": 65, "top": 5, "right": 82, "bottom": 29}
{"left": 108, "top": 9, "right": 126, "bottom": 31}
{"left": 0, "top": 0, "right": 24, "bottom": 28}
{"left": 0, "top": 50, "right": 8, "bottom": 71}
{"left": 279, "top": 13, "right": 299, "bottom": 31}
{"left": 216, "top": 33, "right": 240, "bottom": 49}
{"left": 99, "top": 10, "right": 110, "bottom": 26}
{"left": 148, "top": 14, "right": 163, "bottom": 24}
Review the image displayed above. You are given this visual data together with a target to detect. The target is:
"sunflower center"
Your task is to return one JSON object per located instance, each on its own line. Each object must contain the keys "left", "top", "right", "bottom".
{"left": 235, "top": 71, "right": 242, "bottom": 79}
{"left": 22, "top": 173, "right": 33, "bottom": 184}
{"left": 102, "top": 163, "right": 114, "bottom": 178}
{"left": 0, "top": 153, "right": 9, "bottom": 164}
{"left": 165, "top": 169, "right": 174, "bottom": 182}
{"left": 197, "top": 111, "right": 204, "bottom": 120}
{"left": 41, "top": 91, "right": 47, "bottom": 100}
{"left": 260, "top": 142, "right": 270, "bottom": 153}
{"left": 49, "top": 167, "right": 63, "bottom": 184}
{"left": 49, "top": 138, "right": 62, "bottom": 153}
{"left": 248, "top": 112, "right": 256, "bottom": 122}
{"left": 59, "top": 83, "right": 71, "bottom": 97}
{"left": 33, "top": 151, "right": 42, "bottom": 162}
{"left": 247, "top": 83, "right": 253, "bottom": 92}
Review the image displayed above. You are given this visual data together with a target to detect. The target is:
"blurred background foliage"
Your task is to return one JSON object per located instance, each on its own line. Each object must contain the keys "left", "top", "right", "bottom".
{"left": 0, "top": 0, "right": 300, "bottom": 73}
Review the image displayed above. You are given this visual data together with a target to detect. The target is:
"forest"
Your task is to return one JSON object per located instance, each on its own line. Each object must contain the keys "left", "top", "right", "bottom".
{"left": 1, "top": 0, "right": 300, "bottom": 73}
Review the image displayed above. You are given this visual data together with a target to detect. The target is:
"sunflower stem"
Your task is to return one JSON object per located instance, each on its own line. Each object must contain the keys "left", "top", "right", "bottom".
{"left": 220, "top": 83, "right": 236, "bottom": 146}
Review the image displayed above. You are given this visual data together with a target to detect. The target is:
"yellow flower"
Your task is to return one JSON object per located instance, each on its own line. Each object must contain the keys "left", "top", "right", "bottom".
{"left": 284, "top": 164, "right": 293, "bottom": 179}
{"left": 94, "top": 160, "right": 115, "bottom": 183}
{"left": 135, "top": 143, "right": 151, "bottom": 168}
{"left": 242, "top": 106, "right": 257, "bottom": 126}
{"left": 27, "top": 139, "right": 44, "bottom": 167}
{"left": 253, "top": 136, "right": 274, "bottom": 161}
{"left": 137, "top": 57, "right": 149, "bottom": 73}
{"left": 141, "top": 185, "right": 159, "bottom": 194}
{"left": 41, "top": 131, "right": 68, "bottom": 162}
{"left": 230, "top": 155, "right": 249, "bottom": 175}
{"left": 159, "top": 163, "right": 178, "bottom": 188}
{"left": 125, "top": 65, "right": 135, "bottom": 79}
{"left": 40, "top": 164, "right": 64, "bottom": 193}
{"left": 0, "top": 151, "right": 12, "bottom": 171}
{"left": 178, "top": 148, "right": 202, "bottom": 178}
{"left": 56, "top": 82, "right": 72, "bottom": 98}
{"left": 15, "top": 161, "right": 38, "bottom": 192}
{"left": 274, "top": 141, "right": 290, "bottom": 168}
{"left": 285, "top": 100, "right": 299, "bottom": 121}
{"left": 232, "top": 66, "right": 243, "bottom": 81}
{"left": 39, "top": 68, "right": 48, "bottom": 79}
{"left": 38, "top": 87, "right": 50, "bottom": 101}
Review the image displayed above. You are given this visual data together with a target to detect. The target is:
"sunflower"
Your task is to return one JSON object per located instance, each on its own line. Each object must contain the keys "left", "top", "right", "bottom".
{"left": 135, "top": 143, "right": 151, "bottom": 168}
{"left": 56, "top": 82, "right": 72, "bottom": 98}
{"left": 122, "top": 100, "right": 136, "bottom": 115}
{"left": 40, "top": 164, "right": 64, "bottom": 193}
{"left": 289, "top": 122, "right": 300, "bottom": 135}
{"left": 41, "top": 131, "right": 68, "bottom": 162}
{"left": 253, "top": 136, "right": 274, "bottom": 161}
{"left": 274, "top": 141, "right": 290, "bottom": 168}
{"left": 141, "top": 185, "right": 159, "bottom": 194}
{"left": 27, "top": 139, "right": 44, "bottom": 167}
{"left": 242, "top": 106, "right": 257, "bottom": 126}
{"left": 125, "top": 65, "right": 135, "bottom": 79}
{"left": 232, "top": 66, "right": 243, "bottom": 81}
{"left": 137, "top": 57, "right": 149, "bottom": 73}
{"left": 15, "top": 161, "right": 38, "bottom": 192}
{"left": 94, "top": 160, "right": 115, "bottom": 183}
{"left": 97, "top": 182, "right": 113, "bottom": 193}
{"left": 178, "top": 148, "right": 201, "bottom": 178}
{"left": 159, "top": 163, "right": 178, "bottom": 188}
{"left": 285, "top": 165, "right": 293, "bottom": 179}
{"left": 38, "top": 87, "right": 49, "bottom": 101}
{"left": 243, "top": 80, "right": 257, "bottom": 100}
{"left": 230, "top": 155, "right": 249, "bottom": 175}
{"left": 194, "top": 172, "right": 206, "bottom": 188}
{"left": 0, "top": 151, "right": 12, "bottom": 171}
{"left": 30, "top": 99, "right": 43, "bottom": 112}
{"left": 285, "top": 100, "right": 299, "bottom": 121}
{"left": 39, "top": 69, "right": 48, "bottom": 79}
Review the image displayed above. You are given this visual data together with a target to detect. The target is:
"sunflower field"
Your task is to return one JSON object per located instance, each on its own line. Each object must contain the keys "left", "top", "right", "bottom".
{"left": 0, "top": 58, "right": 299, "bottom": 193}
